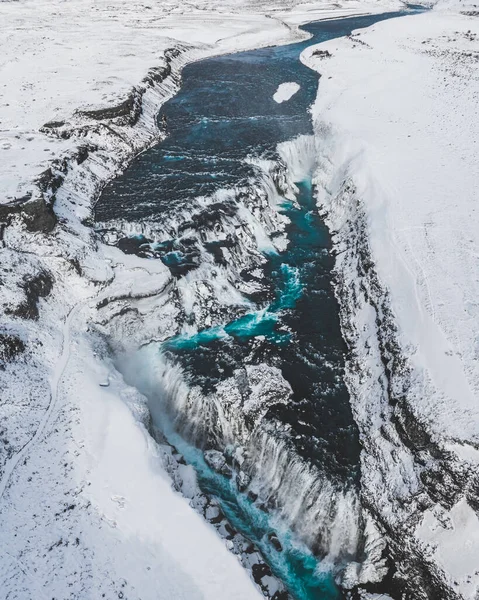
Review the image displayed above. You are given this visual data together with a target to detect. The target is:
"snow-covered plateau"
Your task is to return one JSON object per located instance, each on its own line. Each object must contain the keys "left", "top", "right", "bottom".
{"left": 1, "top": 0, "right": 479, "bottom": 598}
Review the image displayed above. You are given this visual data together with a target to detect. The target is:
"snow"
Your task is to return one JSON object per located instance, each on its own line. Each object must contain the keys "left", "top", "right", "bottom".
{"left": 416, "top": 499, "right": 479, "bottom": 599}
{"left": 83, "top": 369, "right": 258, "bottom": 600}
{"left": 0, "top": 315, "right": 264, "bottom": 599}
{"left": 273, "top": 81, "right": 301, "bottom": 103}
{"left": 0, "top": 0, "right": 287, "bottom": 202}
{"left": 305, "top": 9, "right": 479, "bottom": 441}
{"left": 0, "top": 0, "right": 396, "bottom": 204}
{"left": 304, "top": 3, "right": 479, "bottom": 596}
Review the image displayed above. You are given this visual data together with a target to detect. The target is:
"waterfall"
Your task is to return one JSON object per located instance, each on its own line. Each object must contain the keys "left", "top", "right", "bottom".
{"left": 110, "top": 135, "right": 371, "bottom": 586}
{"left": 118, "top": 345, "right": 363, "bottom": 576}
{"left": 247, "top": 428, "right": 361, "bottom": 564}
{"left": 278, "top": 135, "right": 318, "bottom": 184}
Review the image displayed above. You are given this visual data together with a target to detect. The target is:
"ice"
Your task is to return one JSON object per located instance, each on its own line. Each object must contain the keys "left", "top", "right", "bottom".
{"left": 273, "top": 81, "right": 301, "bottom": 103}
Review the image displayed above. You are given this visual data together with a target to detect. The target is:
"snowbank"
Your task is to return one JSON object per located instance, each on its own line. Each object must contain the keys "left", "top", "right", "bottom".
{"left": 304, "top": 6, "right": 479, "bottom": 598}
{"left": 0, "top": 0, "right": 397, "bottom": 205}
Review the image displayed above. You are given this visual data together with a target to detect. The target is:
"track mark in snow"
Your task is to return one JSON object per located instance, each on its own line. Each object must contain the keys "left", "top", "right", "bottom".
{"left": 0, "top": 302, "right": 83, "bottom": 501}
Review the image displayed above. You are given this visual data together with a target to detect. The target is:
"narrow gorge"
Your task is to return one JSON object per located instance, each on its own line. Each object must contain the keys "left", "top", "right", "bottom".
{"left": 91, "top": 12, "right": 410, "bottom": 600}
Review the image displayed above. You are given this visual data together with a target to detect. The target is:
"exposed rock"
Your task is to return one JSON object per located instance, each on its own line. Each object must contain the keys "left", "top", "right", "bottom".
{"left": 0, "top": 334, "right": 25, "bottom": 365}
{"left": 36, "top": 166, "right": 64, "bottom": 195}
{"left": 252, "top": 562, "right": 273, "bottom": 584}
{"left": 312, "top": 49, "right": 332, "bottom": 59}
{"left": 21, "top": 196, "right": 57, "bottom": 233}
{"left": 236, "top": 470, "right": 251, "bottom": 492}
{"left": 0, "top": 195, "right": 56, "bottom": 233}
{"left": 204, "top": 449, "right": 233, "bottom": 478}
{"left": 267, "top": 533, "right": 283, "bottom": 552}
{"left": 78, "top": 91, "right": 142, "bottom": 126}
{"left": 41, "top": 120, "right": 65, "bottom": 129}
{"left": 7, "top": 271, "right": 53, "bottom": 320}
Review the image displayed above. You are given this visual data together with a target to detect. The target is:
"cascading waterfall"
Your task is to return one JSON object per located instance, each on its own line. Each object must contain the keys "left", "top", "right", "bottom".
{"left": 119, "top": 341, "right": 362, "bottom": 567}
{"left": 118, "top": 346, "right": 350, "bottom": 600}
{"left": 277, "top": 135, "right": 319, "bottom": 185}
{"left": 247, "top": 429, "right": 361, "bottom": 563}
{"left": 95, "top": 13, "right": 414, "bottom": 597}
{"left": 115, "top": 136, "right": 367, "bottom": 594}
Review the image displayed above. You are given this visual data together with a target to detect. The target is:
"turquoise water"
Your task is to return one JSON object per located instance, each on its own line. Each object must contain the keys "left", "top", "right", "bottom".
{"left": 164, "top": 325, "right": 228, "bottom": 351}
{"left": 162, "top": 425, "right": 340, "bottom": 600}
{"left": 160, "top": 178, "right": 344, "bottom": 598}
{"left": 160, "top": 176, "right": 340, "bottom": 599}
{"left": 164, "top": 258, "right": 302, "bottom": 350}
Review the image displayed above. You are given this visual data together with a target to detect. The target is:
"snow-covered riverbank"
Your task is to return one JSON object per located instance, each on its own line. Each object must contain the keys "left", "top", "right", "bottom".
{"left": 303, "top": 3, "right": 479, "bottom": 598}
{"left": 0, "top": 0, "right": 397, "bottom": 204}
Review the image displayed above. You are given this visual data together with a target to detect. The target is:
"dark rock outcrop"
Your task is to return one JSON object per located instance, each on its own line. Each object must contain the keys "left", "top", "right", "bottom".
{"left": 0, "top": 334, "right": 25, "bottom": 366}
{"left": 7, "top": 271, "right": 53, "bottom": 320}
{"left": 0, "top": 195, "right": 56, "bottom": 234}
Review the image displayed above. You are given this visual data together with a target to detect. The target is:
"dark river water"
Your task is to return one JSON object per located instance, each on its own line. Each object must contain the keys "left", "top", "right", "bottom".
{"left": 96, "top": 11, "right": 412, "bottom": 600}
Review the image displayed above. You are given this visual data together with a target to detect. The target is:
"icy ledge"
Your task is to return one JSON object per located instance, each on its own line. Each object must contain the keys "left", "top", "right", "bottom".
{"left": 273, "top": 82, "right": 301, "bottom": 103}
{"left": 303, "top": 7, "right": 479, "bottom": 600}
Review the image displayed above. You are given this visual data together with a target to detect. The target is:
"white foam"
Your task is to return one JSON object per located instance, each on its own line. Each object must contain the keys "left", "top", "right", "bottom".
{"left": 278, "top": 134, "right": 317, "bottom": 183}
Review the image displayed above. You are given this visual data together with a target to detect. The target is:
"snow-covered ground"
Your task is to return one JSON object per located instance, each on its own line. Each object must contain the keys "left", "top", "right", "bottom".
{"left": 0, "top": 308, "right": 268, "bottom": 600}
{"left": 304, "top": 3, "right": 479, "bottom": 597}
{"left": 0, "top": 0, "right": 394, "bottom": 203}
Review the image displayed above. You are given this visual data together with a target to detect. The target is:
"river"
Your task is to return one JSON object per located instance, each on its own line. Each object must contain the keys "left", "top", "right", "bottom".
{"left": 95, "top": 11, "right": 413, "bottom": 599}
